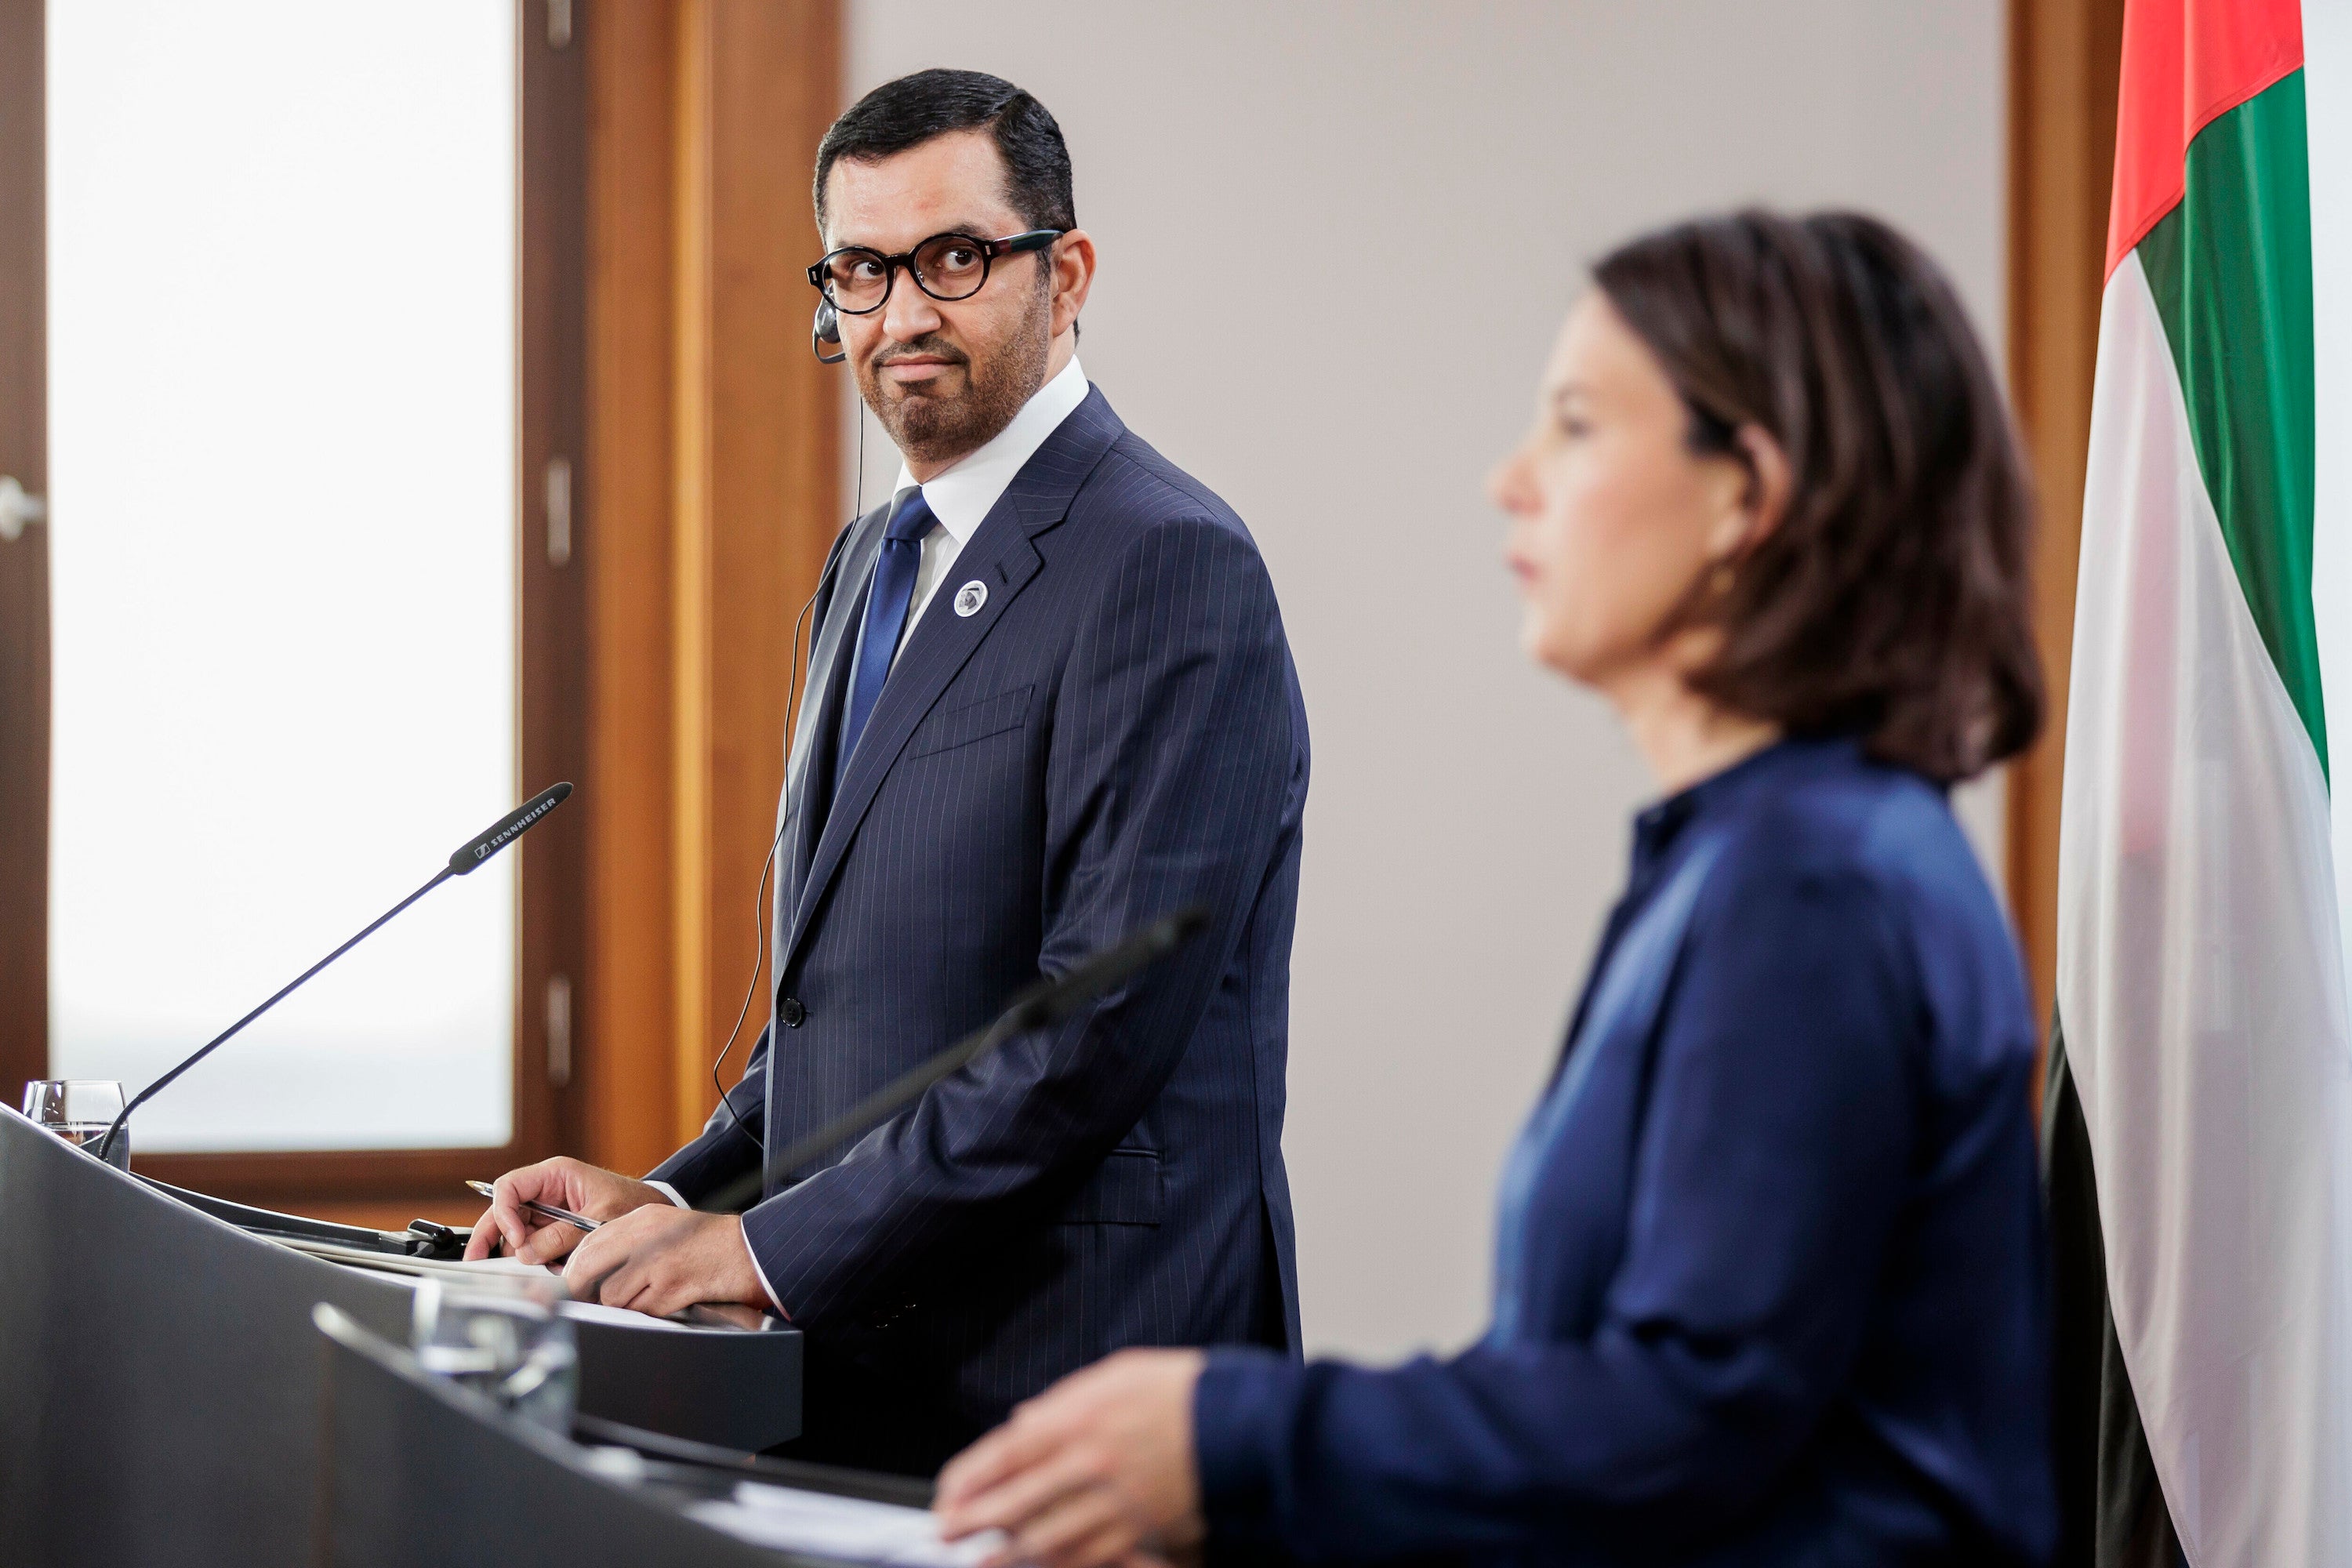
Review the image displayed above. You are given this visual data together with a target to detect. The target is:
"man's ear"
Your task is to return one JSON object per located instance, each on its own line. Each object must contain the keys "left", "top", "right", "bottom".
{"left": 1050, "top": 230, "right": 1098, "bottom": 338}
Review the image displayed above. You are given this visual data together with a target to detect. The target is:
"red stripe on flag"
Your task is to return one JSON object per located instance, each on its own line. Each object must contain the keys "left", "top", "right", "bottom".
{"left": 2105, "top": 0, "right": 2303, "bottom": 280}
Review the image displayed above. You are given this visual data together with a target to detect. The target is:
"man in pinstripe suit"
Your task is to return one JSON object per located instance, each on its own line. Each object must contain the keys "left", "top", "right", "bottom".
{"left": 469, "top": 69, "right": 1308, "bottom": 1475}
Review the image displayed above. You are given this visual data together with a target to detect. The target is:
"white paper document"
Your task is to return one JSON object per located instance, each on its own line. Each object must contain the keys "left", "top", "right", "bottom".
{"left": 267, "top": 1235, "right": 710, "bottom": 1330}
{"left": 270, "top": 1233, "right": 558, "bottom": 1281}
{"left": 686, "top": 1480, "right": 1004, "bottom": 1567}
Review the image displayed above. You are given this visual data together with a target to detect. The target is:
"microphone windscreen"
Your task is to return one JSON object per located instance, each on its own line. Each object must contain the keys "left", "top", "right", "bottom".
{"left": 448, "top": 781, "right": 574, "bottom": 875}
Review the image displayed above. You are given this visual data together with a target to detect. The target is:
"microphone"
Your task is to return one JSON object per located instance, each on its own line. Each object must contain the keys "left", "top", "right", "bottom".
{"left": 89, "top": 782, "right": 575, "bottom": 1166}
{"left": 698, "top": 904, "right": 1210, "bottom": 1214}
{"left": 447, "top": 782, "right": 574, "bottom": 874}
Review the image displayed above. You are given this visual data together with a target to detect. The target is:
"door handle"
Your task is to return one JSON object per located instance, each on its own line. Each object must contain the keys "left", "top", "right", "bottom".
{"left": 0, "top": 475, "right": 45, "bottom": 543}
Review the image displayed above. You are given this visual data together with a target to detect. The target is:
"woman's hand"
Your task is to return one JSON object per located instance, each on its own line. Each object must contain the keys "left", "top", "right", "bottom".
{"left": 935, "top": 1348, "right": 1207, "bottom": 1568}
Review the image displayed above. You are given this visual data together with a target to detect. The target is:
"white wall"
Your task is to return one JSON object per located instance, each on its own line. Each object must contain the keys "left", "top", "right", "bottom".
{"left": 846, "top": 1, "right": 2008, "bottom": 1359}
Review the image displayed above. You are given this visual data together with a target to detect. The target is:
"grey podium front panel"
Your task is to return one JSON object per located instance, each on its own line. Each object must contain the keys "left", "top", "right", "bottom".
{"left": 0, "top": 1109, "right": 800, "bottom": 1568}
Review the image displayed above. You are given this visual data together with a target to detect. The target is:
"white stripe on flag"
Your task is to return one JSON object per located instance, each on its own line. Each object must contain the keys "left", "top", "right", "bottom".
{"left": 2057, "top": 251, "right": 2352, "bottom": 1568}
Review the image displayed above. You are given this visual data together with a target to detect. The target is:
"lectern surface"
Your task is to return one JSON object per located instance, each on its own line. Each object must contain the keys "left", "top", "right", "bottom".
{"left": 314, "top": 1303, "right": 799, "bottom": 1567}
{"left": 0, "top": 1109, "right": 801, "bottom": 1568}
{"left": 317, "top": 1305, "right": 941, "bottom": 1568}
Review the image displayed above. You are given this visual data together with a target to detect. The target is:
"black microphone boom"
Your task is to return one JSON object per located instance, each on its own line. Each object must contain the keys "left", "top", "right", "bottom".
{"left": 89, "top": 782, "right": 575, "bottom": 1166}
{"left": 697, "top": 904, "right": 1210, "bottom": 1216}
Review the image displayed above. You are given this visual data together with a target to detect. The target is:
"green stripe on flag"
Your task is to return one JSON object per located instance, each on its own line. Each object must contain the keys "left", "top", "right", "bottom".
{"left": 2137, "top": 68, "right": 2322, "bottom": 772}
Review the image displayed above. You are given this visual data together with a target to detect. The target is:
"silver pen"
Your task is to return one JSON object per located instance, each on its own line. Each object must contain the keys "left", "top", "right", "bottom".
{"left": 465, "top": 1178, "right": 601, "bottom": 1232}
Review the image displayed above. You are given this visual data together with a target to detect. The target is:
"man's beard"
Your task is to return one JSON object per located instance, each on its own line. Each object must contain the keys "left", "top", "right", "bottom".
{"left": 858, "top": 281, "right": 1054, "bottom": 470}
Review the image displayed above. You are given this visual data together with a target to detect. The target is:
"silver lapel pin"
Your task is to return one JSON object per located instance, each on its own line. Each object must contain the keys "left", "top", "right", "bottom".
{"left": 954, "top": 580, "right": 988, "bottom": 617}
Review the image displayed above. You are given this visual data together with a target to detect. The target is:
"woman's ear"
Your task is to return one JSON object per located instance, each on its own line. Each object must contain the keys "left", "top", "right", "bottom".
{"left": 1708, "top": 423, "right": 1793, "bottom": 562}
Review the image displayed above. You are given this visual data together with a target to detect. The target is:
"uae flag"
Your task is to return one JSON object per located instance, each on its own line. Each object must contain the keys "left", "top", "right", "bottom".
{"left": 2049, "top": 0, "right": 2352, "bottom": 1563}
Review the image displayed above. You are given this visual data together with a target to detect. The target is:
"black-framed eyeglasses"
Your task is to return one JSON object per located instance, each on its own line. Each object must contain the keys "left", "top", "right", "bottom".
{"left": 808, "top": 230, "right": 1063, "bottom": 314}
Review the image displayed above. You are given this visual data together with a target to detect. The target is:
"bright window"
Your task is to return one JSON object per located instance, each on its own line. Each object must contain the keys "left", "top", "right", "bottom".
{"left": 46, "top": 2, "right": 518, "bottom": 1151}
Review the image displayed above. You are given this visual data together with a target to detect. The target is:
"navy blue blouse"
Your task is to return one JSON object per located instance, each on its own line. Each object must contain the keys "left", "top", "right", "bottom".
{"left": 1195, "top": 738, "right": 2056, "bottom": 1566}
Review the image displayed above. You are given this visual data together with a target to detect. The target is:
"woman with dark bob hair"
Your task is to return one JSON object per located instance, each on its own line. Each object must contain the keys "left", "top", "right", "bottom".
{"left": 934, "top": 211, "right": 2057, "bottom": 1567}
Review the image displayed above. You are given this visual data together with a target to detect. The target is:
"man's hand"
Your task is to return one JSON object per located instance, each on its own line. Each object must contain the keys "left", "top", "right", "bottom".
{"left": 561, "top": 1204, "right": 771, "bottom": 1319}
{"left": 461, "top": 1157, "right": 670, "bottom": 1264}
{"left": 934, "top": 1348, "right": 1207, "bottom": 1568}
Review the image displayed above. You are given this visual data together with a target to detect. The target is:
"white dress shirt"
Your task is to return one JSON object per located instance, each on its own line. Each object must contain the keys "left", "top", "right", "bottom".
{"left": 885, "top": 353, "right": 1091, "bottom": 660}
{"left": 644, "top": 355, "right": 1091, "bottom": 1319}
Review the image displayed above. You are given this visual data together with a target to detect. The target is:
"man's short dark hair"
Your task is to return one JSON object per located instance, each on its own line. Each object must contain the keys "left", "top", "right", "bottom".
{"left": 815, "top": 69, "right": 1076, "bottom": 236}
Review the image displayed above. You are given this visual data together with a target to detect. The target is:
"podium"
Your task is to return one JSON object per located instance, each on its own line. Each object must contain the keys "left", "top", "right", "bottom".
{"left": 0, "top": 1107, "right": 802, "bottom": 1568}
{"left": 314, "top": 1303, "right": 927, "bottom": 1566}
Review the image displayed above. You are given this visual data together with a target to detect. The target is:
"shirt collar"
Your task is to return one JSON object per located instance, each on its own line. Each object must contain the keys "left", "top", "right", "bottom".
{"left": 1629, "top": 734, "right": 1867, "bottom": 871}
{"left": 891, "top": 356, "right": 1090, "bottom": 545}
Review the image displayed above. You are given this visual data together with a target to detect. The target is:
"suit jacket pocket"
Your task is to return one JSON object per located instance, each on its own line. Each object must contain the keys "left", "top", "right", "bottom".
{"left": 906, "top": 684, "right": 1033, "bottom": 760}
{"left": 1056, "top": 1147, "right": 1163, "bottom": 1226}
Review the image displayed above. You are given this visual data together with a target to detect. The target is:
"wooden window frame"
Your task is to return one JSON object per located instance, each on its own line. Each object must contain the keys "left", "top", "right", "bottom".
{"left": 0, "top": 0, "right": 46, "bottom": 1147}
{"left": 0, "top": 2, "right": 590, "bottom": 1218}
{"left": 575, "top": 0, "right": 844, "bottom": 1185}
{"left": 2005, "top": 0, "right": 2128, "bottom": 1030}
{"left": 0, "top": 0, "right": 49, "bottom": 1130}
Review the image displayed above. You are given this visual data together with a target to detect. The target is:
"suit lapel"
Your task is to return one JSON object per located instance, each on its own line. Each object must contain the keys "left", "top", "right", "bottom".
{"left": 774, "top": 509, "right": 884, "bottom": 957}
{"left": 779, "top": 389, "right": 1125, "bottom": 976}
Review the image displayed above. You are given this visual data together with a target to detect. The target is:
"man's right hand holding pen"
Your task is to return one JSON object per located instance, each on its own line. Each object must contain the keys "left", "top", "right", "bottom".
{"left": 463, "top": 1156, "right": 670, "bottom": 1265}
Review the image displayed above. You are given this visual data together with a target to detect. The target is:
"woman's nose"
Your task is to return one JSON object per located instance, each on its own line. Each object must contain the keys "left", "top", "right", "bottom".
{"left": 1488, "top": 445, "right": 1536, "bottom": 515}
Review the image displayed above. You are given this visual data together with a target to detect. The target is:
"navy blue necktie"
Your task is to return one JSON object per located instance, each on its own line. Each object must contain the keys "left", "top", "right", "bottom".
{"left": 834, "top": 489, "right": 935, "bottom": 791}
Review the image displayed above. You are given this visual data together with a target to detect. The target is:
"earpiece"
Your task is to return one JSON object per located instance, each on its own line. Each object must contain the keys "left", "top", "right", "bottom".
{"left": 812, "top": 299, "right": 844, "bottom": 365}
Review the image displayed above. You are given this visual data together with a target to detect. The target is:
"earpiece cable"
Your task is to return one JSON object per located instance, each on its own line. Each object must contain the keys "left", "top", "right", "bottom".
{"left": 706, "top": 403, "right": 868, "bottom": 1149}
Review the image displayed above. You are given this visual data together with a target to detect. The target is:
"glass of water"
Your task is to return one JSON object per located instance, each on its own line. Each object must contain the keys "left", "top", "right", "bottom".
{"left": 21, "top": 1080, "right": 129, "bottom": 1169}
{"left": 412, "top": 1274, "right": 578, "bottom": 1436}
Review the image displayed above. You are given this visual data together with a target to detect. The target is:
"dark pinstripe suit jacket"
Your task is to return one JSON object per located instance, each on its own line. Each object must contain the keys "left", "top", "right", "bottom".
{"left": 648, "top": 386, "right": 1308, "bottom": 1474}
